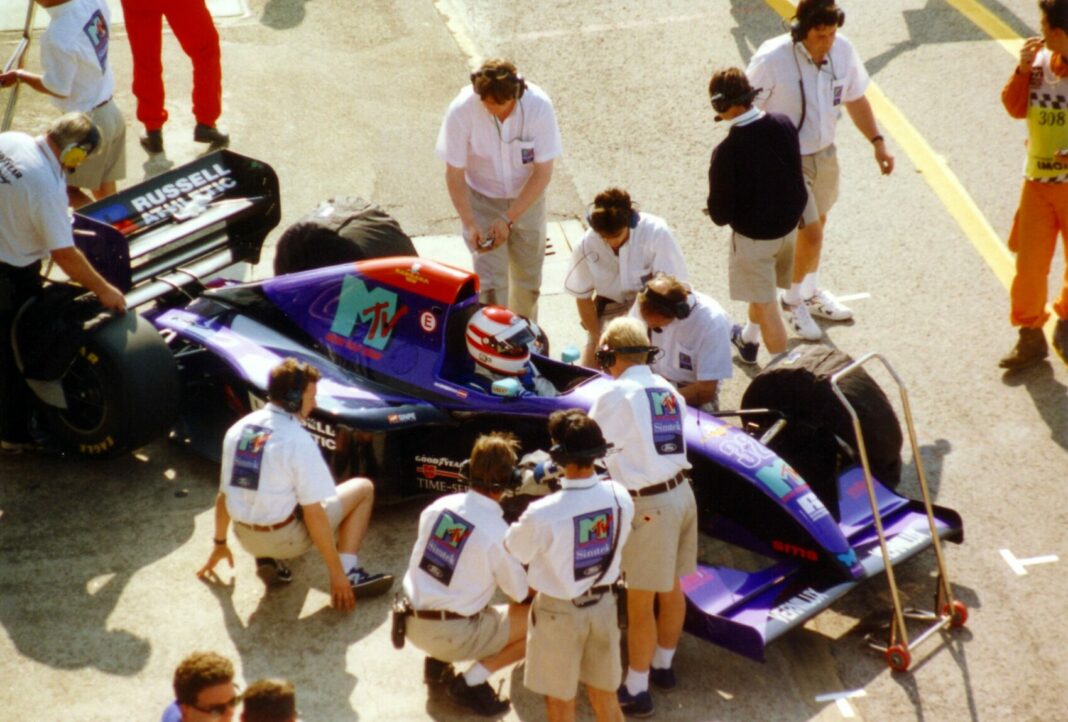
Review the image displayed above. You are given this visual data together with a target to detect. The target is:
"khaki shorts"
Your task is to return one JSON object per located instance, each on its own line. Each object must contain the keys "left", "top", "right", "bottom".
{"left": 622, "top": 481, "right": 698, "bottom": 592}
{"left": 67, "top": 99, "right": 127, "bottom": 189}
{"left": 525, "top": 592, "right": 621, "bottom": 700}
{"left": 405, "top": 604, "right": 511, "bottom": 662}
{"left": 232, "top": 496, "right": 343, "bottom": 560}
{"left": 729, "top": 229, "right": 796, "bottom": 304}
{"left": 801, "top": 144, "right": 839, "bottom": 224}
{"left": 468, "top": 188, "right": 547, "bottom": 321}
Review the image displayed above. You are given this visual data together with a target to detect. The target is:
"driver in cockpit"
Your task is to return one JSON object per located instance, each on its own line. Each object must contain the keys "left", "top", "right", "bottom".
{"left": 463, "top": 306, "right": 557, "bottom": 397}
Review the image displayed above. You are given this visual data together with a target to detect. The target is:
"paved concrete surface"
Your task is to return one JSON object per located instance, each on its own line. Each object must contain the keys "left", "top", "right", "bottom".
{"left": 2, "top": 1, "right": 1068, "bottom": 720}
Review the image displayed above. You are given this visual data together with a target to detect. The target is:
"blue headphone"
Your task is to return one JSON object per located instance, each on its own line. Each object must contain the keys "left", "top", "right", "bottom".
{"left": 586, "top": 202, "right": 639, "bottom": 231}
{"left": 282, "top": 366, "right": 306, "bottom": 413}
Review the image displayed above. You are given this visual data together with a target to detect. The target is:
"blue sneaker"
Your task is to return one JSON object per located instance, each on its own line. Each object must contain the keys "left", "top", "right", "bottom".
{"left": 730, "top": 324, "right": 759, "bottom": 365}
{"left": 650, "top": 665, "right": 676, "bottom": 690}
{"left": 618, "top": 685, "right": 654, "bottom": 717}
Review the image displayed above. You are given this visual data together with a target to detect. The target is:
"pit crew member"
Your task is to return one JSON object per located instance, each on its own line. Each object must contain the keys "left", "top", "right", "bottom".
{"left": 505, "top": 410, "right": 633, "bottom": 722}
{"left": 197, "top": 358, "right": 392, "bottom": 610}
{"left": 463, "top": 305, "right": 557, "bottom": 397}
{"left": 565, "top": 187, "right": 689, "bottom": 368}
{"left": 436, "top": 58, "right": 563, "bottom": 320}
{"left": 589, "top": 317, "right": 695, "bottom": 717}
{"left": 399, "top": 432, "right": 529, "bottom": 716}
{"left": 160, "top": 651, "right": 237, "bottom": 722}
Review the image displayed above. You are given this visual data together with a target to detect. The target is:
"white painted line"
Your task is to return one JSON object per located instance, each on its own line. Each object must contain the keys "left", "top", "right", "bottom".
{"left": 833, "top": 292, "right": 871, "bottom": 303}
{"left": 1, "top": 0, "right": 246, "bottom": 31}
{"left": 514, "top": 12, "right": 710, "bottom": 42}
{"left": 1001, "top": 548, "right": 1060, "bottom": 576}
{"left": 815, "top": 689, "right": 866, "bottom": 719}
{"left": 433, "top": 0, "right": 482, "bottom": 68}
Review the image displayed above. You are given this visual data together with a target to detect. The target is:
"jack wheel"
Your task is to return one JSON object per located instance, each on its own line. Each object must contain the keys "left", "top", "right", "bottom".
{"left": 943, "top": 600, "right": 968, "bottom": 628}
{"left": 886, "top": 645, "right": 911, "bottom": 672}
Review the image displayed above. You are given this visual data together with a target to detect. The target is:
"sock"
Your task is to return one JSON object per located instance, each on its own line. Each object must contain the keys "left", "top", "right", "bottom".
{"left": 741, "top": 321, "right": 761, "bottom": 344}
{"left": 652, "top": 646, "right": 676, "bottom": 670}
{"left": 625, "top": 668, "right": 649, "bottom": 695}
{"left": 783, "top": 282, "right": 803, "bottom": 306}
{"left": 464, "top": 663, "right": 491, "bottom": 686}
{"left": 340, "top": 553, "right": 359, "bottom": 574}
{"left": 801, "top": 272, "right": 819, "bottom": 299}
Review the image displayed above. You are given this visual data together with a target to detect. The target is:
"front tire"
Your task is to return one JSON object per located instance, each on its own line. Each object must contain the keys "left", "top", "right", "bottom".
{"left": 37, "top": 313, "right": 179, "bottom": 458}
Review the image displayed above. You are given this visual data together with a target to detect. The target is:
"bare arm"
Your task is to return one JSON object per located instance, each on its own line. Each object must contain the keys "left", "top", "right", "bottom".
{"left": 487, "top": 160, "right": 554, "bottom": 247}
{"left": 196, "top": 492, "right": 234, "bottom": 578}
{"left": 0, "top": 70, "right": 65, "bottom": 99}
{"left": 844, "top": 96, "right": 894, "bottom": 176}
{"left": 576, "top": 296, "right": 601, "bottom": 368}
{"left": 50, "top": 247, "right": 126, "bottom": 312}
{"left": 444, "top": 163, "right": 485, "bottom": 250}
{"left": 302, "top": 502, "right": 355, "bottom": 611}
{"left": 678, "top": 379, "right": 718, "bottom": 408}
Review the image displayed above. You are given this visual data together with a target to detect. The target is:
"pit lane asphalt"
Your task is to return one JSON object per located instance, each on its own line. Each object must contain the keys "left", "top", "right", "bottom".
{"left": 1, "top": 1, "right": 1066, "bottom": 720}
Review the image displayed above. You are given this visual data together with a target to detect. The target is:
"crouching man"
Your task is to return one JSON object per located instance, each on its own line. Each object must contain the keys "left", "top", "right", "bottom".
{"left": 505, "top": 410, "right": 634, "bottom": 722}
{"left": 197, "top": 358, "right": 392, "bottom": 609}
{"left": 400, "top": 432, "right": 530, "bottom": 716}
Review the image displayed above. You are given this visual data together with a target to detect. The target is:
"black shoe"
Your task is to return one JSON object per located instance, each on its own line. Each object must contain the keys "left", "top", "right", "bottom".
{"left": 1053, "top": 319, "right": 1068, "bottom": 364}
{"left": 998, "top": 327, "right": 1048, "bottom": 369}
{"left": 139, "top": 129, "right": 164, "bottom": 154}
{"left": 650, "top": 665, "right": 676, "bottom": 690}
{"left": 194, "top": 123, "right": 230, "bottom": 150}
{"left": 448, "top": 675, "right": 510, "bottom": 716}
{"left": 255, "top": 557, "right": 293, "bottom": 585}
{"left": 424, "top": 656, "right": 456, "bottom": 686}
{"left": 617, "top": 685, "right": 654, "bottom": 717}
{"left": 346, "top": 567, "right": 394, "bottom": 597}
{"left": 730, "top": 323, "right": 759, "bottom": 365}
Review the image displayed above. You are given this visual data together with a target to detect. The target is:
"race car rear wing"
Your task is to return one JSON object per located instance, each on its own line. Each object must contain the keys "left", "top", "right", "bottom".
{"left": 74, "top": 150, "right": 281, "bottom": 309}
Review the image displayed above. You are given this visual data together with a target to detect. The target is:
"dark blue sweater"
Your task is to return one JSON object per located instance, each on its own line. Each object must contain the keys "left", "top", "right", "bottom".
{"left": 707, "top": 111, "right": 807, "bottom": 240}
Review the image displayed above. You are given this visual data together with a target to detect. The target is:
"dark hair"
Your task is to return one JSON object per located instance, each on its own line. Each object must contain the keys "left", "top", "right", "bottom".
{"left": 468, "top": 431, "right": 520, "bottom": 489}
{"left": 792, "top": 0, "right": 844, "bottom": 40}
{"left": 1040, "top": 0, "right": 1068, "bottom": 33}
{"left": 471, "top": 58, "right": 523, "bottom": 104}
{"left": 708, "top": 67, "right": 754, "bottom": 110}
{"left": 173, "top": 651, "right": 234, "bottom": 707}
{"left": 267, "top": 358, "right": 321, "bottom": 406}
{"left": 241, "top": 679, "right": 296, "bottom": 722}
{"left": 637, "top": 272, "right": 688, "bottom": 319}
{"left": 587, "top": 188, "right": 634, "bottom": 237}
{"left": 548, "top": 409, "right": 607, "bottom": 466}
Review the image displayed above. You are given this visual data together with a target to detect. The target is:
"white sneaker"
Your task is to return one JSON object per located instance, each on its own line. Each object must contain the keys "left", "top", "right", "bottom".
{"left": 783, "top": 299, "right": 823, "bottom": 340}
{"left": 804, "top": 288, "right": 853, "bottom": 321}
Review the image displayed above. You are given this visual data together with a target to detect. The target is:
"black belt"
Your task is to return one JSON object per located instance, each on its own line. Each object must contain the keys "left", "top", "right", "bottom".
{"left": 630, "top": 471, "right": 688, "bottom": 498}
{"left": 572, "top": 584, "right": 615, "bottom": 608}
{"left": 410, "top": 608, "right": 472, "bottom": 621}
{"left": 91, "top": 97, "right": 112, "bottom": 111}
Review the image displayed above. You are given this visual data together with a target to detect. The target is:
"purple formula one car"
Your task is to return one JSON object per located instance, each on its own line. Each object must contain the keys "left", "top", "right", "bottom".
{"left": 13, "top": 152, "right": 964, "bottom": 666}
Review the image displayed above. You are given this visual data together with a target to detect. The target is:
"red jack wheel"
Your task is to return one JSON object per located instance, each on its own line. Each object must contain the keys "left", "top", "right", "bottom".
{"left": 943, "top": 600, "right": 968, "bottom": 628}
{"left": 886, "top": 644, "right": 911, "bottom": 672}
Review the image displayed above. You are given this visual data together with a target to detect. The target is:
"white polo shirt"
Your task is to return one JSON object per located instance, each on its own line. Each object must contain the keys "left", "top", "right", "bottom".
{"left": 403, "top": 491, "right": 528, "bottom": 616}
{"left": 564, "top": 213, "right": 690, "bottom": 302}
{"left": 505, "top": 475, "right": 633, "bottom": 600}
{"left": 0, "top": 133, "right": 73, "bottom": 267}
{"left": 435, "top": 82, "right": 563, "bottom": 199}
{"left": 643, "top": 291, "right": 733, "bottom": 387}
{"left": 39, "top": 0, "right": 114, "bottom": 113}
{"left": 219, "top": 405, "right": 336, "bottom": 525}
{"left": 746, "top": 33, "right": 869, "bottom": 155}
{"left": 589, "top": 365, "right": 691, "bottom": 491}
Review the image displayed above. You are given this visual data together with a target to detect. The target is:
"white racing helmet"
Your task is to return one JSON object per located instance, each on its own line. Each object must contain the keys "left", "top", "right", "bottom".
{"left": 466, "top": 306, "right": 535, "bottom": 376}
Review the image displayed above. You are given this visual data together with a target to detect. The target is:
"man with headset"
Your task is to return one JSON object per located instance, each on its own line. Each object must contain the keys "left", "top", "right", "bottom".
{"left": 399, "top": 431, "right": 529, "bottom": 716}
{"left": 436, "top": 57, "right": 563, "bottom": 321}
{"left": 197, "top": 358, "right": 393, "bottom": 610}
{"left": 634, "top": 273, "right": 732, "bottom": 412}
{"left": 505, "top": 410, "right": 634, "bottom": 722}
{"left": 588, "top": 317, "right": 695, "bottom": 717}
{"left": 565, "top": 187, "right": 690, "bottom": 368}
{"left": 707, "top": 67, "right": 807, "bottom": 365}
{"left": 746, "top": 0, "right": 893, "bottom": 340}
{"left": 0, "top": 112, "right": 126, "bottom": 453}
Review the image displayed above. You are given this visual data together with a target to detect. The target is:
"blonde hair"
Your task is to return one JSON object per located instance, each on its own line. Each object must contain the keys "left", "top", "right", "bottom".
{"left": 598, "top": 317, "right": 651, "bottom": 365}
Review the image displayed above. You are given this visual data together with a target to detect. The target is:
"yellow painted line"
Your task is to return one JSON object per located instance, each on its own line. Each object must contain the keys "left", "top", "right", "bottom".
{"left": 944, "top": 0, "right": 1026, "bottom": 57}
{"left": 763, "top": 0, "right": 1018, "bottom": 295}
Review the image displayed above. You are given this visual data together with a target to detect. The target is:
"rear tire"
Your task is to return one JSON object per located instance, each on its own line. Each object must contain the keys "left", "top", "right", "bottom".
{"left": 37, "top": 313, "right": 179, "bottom": 458}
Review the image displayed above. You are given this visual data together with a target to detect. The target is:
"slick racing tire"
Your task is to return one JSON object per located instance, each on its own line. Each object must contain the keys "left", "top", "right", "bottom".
{"left": 37, "top": 312, "right": 179, "bottom": 458}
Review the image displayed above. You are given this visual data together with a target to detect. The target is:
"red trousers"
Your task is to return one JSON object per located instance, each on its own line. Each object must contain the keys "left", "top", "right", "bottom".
{"left": 120, "top": 0, "right": 222, "bottom": 130}
{"left": 1008, "top": 179, "right": 1068, "bottom": 328}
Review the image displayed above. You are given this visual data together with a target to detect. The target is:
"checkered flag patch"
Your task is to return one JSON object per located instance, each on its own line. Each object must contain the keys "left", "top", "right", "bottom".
{"left": 1030, "top": 92, "right": 1068, "bottom": 109}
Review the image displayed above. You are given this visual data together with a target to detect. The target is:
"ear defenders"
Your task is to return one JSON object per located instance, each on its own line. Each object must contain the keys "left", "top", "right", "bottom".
{"left": 470, "top": 67, "right": 527, "bottom": 99}
{"left": 59, "top": 124, "right": 101, "bottom": 171}
{"left": 585, "top": 203, "right": 639, "bottom": 231}
{"left": 641, "top": 285, "right": 692, "bottom": 320}
{"left": 460, "top": 459, "right": 523, "bottom": 492}
{"left": 790, "top": 1, "right": 845, "bottom": 42}
{"left": 282, "top": 366, "right": 307, "bottom": 413}
{"left": 710, "top": 87, "right": 762, "bottom": 120}
{"left": 593, "top": 344, "right": 661, "bottom": 369}
{"left": 548, "top": 439, "right": 611, "bottom": 466}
